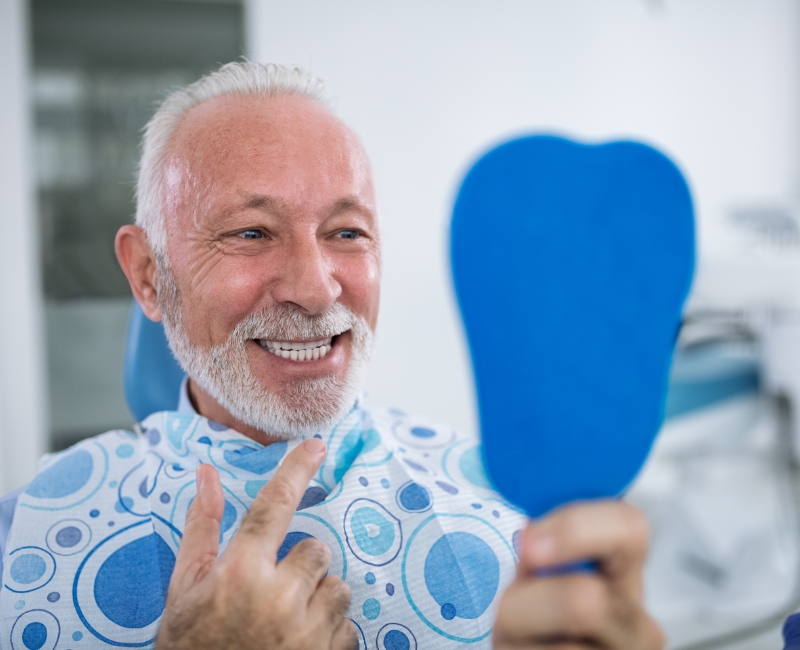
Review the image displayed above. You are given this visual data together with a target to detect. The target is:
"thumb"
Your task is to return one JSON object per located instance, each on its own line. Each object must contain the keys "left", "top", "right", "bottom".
{"left": 172, "top": 464, "right": 224, "bottom": 587}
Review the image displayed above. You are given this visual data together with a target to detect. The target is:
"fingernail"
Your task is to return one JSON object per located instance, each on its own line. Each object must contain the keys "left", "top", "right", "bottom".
{"left": 527, "top": 534, "right": 556, "bottom": 562}
{"left": 303, "top": 437, "right": 326, "bottom": 454}
{"left": 196, "top": 465, "right": 206, "bottom": 491}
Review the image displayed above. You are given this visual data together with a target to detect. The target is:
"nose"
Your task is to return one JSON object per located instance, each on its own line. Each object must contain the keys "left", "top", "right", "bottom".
{"left": 271, "top": 235, "right": 341, "bottom": 315}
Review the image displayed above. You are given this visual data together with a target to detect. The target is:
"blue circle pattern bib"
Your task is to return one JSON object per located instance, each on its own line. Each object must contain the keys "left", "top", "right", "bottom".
{"left": 1, "top": 405, "right": 525, "bottom": 649}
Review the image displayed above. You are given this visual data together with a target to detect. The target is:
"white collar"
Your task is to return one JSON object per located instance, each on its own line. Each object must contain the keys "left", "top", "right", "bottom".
{"left": 177, "top": 375, "right": 197, "bottom": 415}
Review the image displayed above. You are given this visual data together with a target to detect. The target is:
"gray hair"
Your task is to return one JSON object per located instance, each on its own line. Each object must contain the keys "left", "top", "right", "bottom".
{"left": 135, "top": 61, "right": 328, "bottom": 260}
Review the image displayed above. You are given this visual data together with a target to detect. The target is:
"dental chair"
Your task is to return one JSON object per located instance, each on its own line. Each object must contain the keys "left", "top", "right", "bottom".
{"left": 123, "top": 301, "right": 186, "bottom": 422}
{"left": 628, "top": 312, "right": 800, "bottom": 649}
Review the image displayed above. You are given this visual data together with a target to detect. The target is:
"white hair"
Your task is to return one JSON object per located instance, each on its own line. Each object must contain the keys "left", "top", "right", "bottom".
{"left": 135, "top": 61, "right": 328, "bottom": 260}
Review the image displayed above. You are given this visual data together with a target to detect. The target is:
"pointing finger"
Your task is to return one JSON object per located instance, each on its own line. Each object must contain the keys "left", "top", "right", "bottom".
{"left": 172, "top": 464, "right": 224, "bottom": 588}
{"left": 228, "top": 438, "right": 327, "bottom": 559}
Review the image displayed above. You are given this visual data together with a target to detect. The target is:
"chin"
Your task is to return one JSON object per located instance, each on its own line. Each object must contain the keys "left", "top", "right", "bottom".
{"left": 160, "top": 286, "right": 374, "bottom": 438}
{"left": 227, "top": 373, "right": 363, "bottom": 440}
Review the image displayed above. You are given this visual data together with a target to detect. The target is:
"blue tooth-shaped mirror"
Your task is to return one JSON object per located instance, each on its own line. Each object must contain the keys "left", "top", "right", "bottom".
{"left": 451, "top": 135, "right": 695, "bottom": 519}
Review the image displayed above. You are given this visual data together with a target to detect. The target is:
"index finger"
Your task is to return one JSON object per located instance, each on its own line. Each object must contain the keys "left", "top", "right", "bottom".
{"left": 227, "top": 437, "right": 327, "bottom": 558}
{"left": 520, "top": 500, "right": 649, "bottom": 582}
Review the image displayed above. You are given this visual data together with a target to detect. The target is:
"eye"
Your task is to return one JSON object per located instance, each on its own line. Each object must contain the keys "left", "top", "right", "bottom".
{"left": 337, "top": 230, "right": 360, "bottom": 240}
{"left": 239, "top": 229, "right": 263, "bottom": 240}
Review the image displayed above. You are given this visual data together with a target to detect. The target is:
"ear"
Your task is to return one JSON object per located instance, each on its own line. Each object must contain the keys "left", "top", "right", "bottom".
{"left": 115, "top": 225, "right": 163, "bottom": 322}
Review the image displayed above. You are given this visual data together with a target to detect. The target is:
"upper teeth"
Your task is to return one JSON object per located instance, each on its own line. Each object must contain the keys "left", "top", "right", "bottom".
{"left": 258, "top": 337, "right": 333, "bottom": 361}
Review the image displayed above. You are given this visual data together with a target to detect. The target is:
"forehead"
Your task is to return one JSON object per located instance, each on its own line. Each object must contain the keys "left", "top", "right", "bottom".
{"left": 163, "top": 93, "right": 374, "bottom": 215}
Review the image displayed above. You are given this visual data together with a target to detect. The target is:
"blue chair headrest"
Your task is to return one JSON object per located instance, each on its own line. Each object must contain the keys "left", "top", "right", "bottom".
{"left": 124, "top": 301, "right": 186, "bottom": 422}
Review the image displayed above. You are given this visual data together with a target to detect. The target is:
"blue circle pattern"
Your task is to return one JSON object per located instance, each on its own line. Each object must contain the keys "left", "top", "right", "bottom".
{"left": 344, "top": 499, "right": 402, "bottom": 567}
{"left": 54, "top": 527, "right": 81, "bottom": 548}
{"left": 26, "top": 451, "right": 93, "bottom": 500}
{"left": 276, "top": 531, "right": 314, "bottom": 563}
{"left": 22, "top": 622, "right": 47, "bottom": 650}
{"left": 2, "top": 408, "right": 525, "bottom": 648}
{"left": 116, "top": 445, "right": 134, "bottom": 459}
{"left": 377, "top": 623, "right": 417, "bottom": 650}
{"left": 384, "top": 629, "right": 410, "bottom": 650}
{"left": 458, "top": 446, "right": 493, "bottom": 490}
{"left": 5, "top": 547, "right": 56, "bottom": 594}
{"left": 298, "top": 486, "right": 328, "bottom": 510}
{"left": 9, "top": 610, "right": 60, "bottom": 650}
{"left": 424, "top": 532, "right": 499, "bottom": 620}
{"left": 362, "top": 598, "right": 381, "bottom": 620}
{"left": 219, "top": 501, "right": 237, "bottom": 543}
{"left": 146, "top": 428, "right": 160, "bottom": 446}
{"left": 396, "top": 482, "right": 431, "bottom": 513}
{"left": 10, "top": 555, "right": 46, "bottom": 585}
{"left": 352, "top": 508, "right": 395, "bottom": 555}
{"left": 93, "top": 533, "right": 175, "bottom": 628}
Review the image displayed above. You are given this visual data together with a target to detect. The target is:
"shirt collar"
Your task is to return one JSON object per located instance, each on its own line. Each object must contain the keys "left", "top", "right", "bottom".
{"left": 177, "top": 375, "right": 196, "bottom": 415}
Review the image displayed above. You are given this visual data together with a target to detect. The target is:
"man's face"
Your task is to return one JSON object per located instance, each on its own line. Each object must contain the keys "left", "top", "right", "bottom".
{"left": 158, "top": 94, "right": 380, "bottom": 437}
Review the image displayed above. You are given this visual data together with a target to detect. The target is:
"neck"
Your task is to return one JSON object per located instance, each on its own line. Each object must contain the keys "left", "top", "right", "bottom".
{"left": 187, "top": 377, "right": 286, "bottom": 446}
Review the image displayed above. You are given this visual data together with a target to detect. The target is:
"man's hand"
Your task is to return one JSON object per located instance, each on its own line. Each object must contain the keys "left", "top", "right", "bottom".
{"left": 156, "top": 438, "right": 357, "bottom": 650}
{"left": 493, "top": 501, "right": 663, "bottom": 649}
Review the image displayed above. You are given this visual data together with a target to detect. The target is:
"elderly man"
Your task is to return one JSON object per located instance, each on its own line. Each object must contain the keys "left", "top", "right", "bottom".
{"left": 0, "top": 62, "right": 661, "bottom": 650}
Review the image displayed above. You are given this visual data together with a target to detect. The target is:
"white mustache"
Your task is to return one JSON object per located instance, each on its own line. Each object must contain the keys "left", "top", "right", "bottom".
{"left": 231, "top": 303, "right": 360, "bottom": 343}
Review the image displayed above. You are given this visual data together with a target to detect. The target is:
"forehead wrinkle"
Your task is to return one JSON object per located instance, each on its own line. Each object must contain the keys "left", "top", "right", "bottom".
{"left": 236, "top": 193, "right": 374, "bottom": 220}
{"left": 163, "top": 95, "right": 378, "bottom": 246}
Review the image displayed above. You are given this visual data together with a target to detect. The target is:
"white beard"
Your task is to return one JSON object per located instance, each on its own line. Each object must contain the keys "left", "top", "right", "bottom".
{"left": 156, "top": 263, "right": 374, "bottom": 439}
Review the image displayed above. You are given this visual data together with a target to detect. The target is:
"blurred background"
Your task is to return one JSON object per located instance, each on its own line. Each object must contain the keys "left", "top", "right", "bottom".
{"left": 2, "top": 0, "right": 800, "bottom": 647}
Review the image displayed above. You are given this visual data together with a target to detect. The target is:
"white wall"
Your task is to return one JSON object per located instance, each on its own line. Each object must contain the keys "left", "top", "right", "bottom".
{"left": 0, "top": 0, "right": 49, "bottom": 491}
{"left": 247, "top": 0, "right": 800, "bottom": 436}
{"left": 0, "top": 0, "right": 791, "bottom": 488}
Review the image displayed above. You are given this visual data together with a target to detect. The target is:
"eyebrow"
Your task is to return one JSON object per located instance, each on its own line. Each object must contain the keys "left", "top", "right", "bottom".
{"left": 241, "top": 194, "right": 288, "bottom": 213}
{"left": 329, "top": 196, "right": 373, "bottom": 217}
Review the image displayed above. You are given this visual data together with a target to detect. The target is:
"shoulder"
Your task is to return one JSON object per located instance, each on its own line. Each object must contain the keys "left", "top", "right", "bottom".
{"left": 0, "top": 487, "right": 23, "bottom": 509}
{"left": 20, "top": 428, "right": 141, "bottom": 504}
{"left": 37, "top": 428, "right": 140, "bottom": 467}
{"left": 366, "top": 405, "right": 477, "bottom": 448}
{"left": 0, "top": 486, "right": 24, "bottom": 556}
{"left": 360, "top": 406, "right": 527, "bottom": 532}
{"left": 366, "top": 405, "right": 500, "bottom": 494}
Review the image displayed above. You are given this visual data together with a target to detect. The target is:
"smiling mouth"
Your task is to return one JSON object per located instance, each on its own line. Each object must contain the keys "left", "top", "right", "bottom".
{"left": 257, "top": 336, "right": 334, "bottom": 361}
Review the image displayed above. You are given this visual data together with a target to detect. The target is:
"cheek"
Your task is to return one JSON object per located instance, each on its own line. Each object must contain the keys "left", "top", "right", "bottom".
{"left": 180, "top": 259, "right": 271, "bottom": 346}
{"left": 339, "top": 256, "right": 381, "bottom": 326}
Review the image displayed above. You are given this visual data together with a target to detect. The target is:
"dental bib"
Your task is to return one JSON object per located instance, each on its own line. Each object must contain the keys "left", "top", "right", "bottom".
{"left": 1, "top": 405, "right": 524, "bottom": 649}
